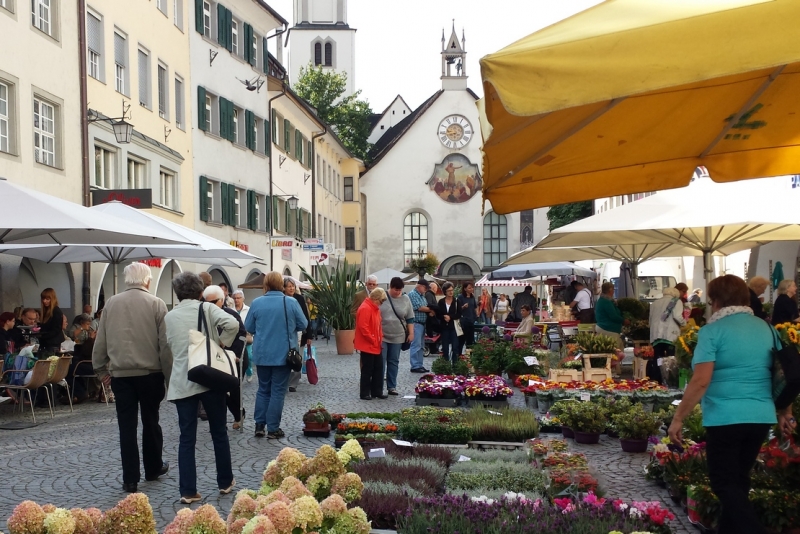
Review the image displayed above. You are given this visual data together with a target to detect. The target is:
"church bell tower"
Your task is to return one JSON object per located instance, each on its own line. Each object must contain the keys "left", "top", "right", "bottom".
{"left": 441, "top": 21, "right": 467, "bottom": 91}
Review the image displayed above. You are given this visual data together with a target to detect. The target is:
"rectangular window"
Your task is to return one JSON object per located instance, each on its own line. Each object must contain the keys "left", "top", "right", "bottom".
{"left": 93, "top": 145, "right": 114, "bottom": 188}
{"left": 157, "top": 63, "right": 168, "bottom": 119}
{"left": 33, "top": 97, "right": 55, "bottom": 166}
{"left": 173, "top": 0, "right": 183, "bottom": 29}
{"left": 127, "top": 157, "right": 146, "bottom": 189}
{"left": 233, "top": 188, "right": 241, "bottom": 226}
{"left": 138, "top": 49, "right": 150, "bottom": 108}
{"left": 31, "top": 0, "right": 51, "bottom": 35}
{"left": 0, "top": 82, "right": 8, "bottom": 153}
{"left": 231, "top": 19, "right": 238, "bottom": 55}
{"left": 204, "top": 94, "right": 211, "bottom": 131}
{"left": 343, "top": 176, "right": 353, "bottom": 201}
{"left": 156, "top": 0, "right": 167, "bottom": 15}
{"left": 174, "top": 77, "right": 184, "bottom": 129}
{"left": 160, "top": 169, "right": 176, "bottom": 208}
{"left": 316, "top": 155, "right": 321, "bottom": 184}
{"left": 252, "top": 33, "right": 257, "bottom": 65}
{"left": 202, "top": 0, "right": 210, "bottom": 37}
{"left": 206, "top": 179, "right": 215, "bottom": 221}
{"left": 114, "top": 32, "right": 127, "bottom": 94}
{"left": 345, "top": 227, "right": 355, "bottom": 250}
{"left": 87, "top": 12, "right": 102, "bottom": 80}
{"left": 232, "top": 108, "right": 238, "bottom": 143}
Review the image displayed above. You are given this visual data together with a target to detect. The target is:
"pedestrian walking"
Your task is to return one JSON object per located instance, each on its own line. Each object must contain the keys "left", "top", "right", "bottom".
{"left": 408, "top": 279, "right": 433, "bottom": 378}
{"left": 478, "top": 288, "right": 492, "bottom": 324}
{"left": 381, "top": 277, "right": 416, "bottom": 387}
{"left": 284, "top": 278, "right": 311, "bottom": 393}
{"left": 494, "top": 293, "right": 510, "bottom": 323}
{"left": 232, "top": 290, "right": 254, "bottom": 382}
{"left": 437, "top": 282, "right": 462, "bottom": 365}
{"left": 355, "top": 288, "right": 387, "bottom": 400}
{"left": 244, "top": 272, "right": 308, "bottom": 439}
{"left": 425, "top": 282, "right": 441, "bottom": 355}
{"left": 457, "top": 281, "right": 477, "bottom": 356}
{"left": 164, "top": 273, "right": 239, "bottom": 504}
{"left": 92, "top": 263, "right": 172, "bottom": 494}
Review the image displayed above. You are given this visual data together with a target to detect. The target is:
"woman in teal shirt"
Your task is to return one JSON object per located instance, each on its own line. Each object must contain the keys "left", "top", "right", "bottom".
{"left": 668, "top": 275, "right": 782, "bottom": 534}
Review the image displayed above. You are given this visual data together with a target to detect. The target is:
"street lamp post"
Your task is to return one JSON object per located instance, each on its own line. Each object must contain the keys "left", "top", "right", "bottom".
{"left": 88, "top": 100, "right": 134, "bottom": 144}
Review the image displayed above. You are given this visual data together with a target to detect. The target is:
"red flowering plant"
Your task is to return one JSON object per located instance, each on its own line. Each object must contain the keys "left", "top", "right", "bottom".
{"left": 463, "top": 375, "right": 513, "bottom": 398}
{"left": 548, "top": 467, "right": 599, "bottom": 495}
{"left": 753, "top": 436, "right": 800, "bottom": 489}
{"left": 634, "top": 345, "right": 655, "bottom": 359}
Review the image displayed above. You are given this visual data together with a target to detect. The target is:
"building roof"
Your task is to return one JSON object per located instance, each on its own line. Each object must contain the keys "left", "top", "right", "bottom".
{"left": 253, "top": 0, "right": 288, "bottom": 27}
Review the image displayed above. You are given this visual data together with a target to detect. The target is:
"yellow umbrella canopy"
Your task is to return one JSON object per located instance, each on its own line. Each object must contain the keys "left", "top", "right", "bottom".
{"left": 479, "top": 0, "right": 800, "bottom": 214}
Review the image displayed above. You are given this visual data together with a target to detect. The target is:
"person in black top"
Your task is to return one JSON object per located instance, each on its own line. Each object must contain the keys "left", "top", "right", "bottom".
{"left": 0, "top": 312, "right": 16, "bottom": 353}
{"left": 748, "top": 276, "right": 769, "bottom": 320}
{"left": 38, "top": 288, "right": 64, "bottom": 355}
{"left": 771, "top": 280, "right": 799, "bottom": 325}
{"left": 457, "top": 281, "right": 478, "bottom": 356}
{"left": 437, "top": 282, "right": 462, "bottom": 365}
{"left": 424, "top": 282, "right": 440, "bottom": 355}
{"left": 285, "top": 279, "right": 311, "bottom": 393}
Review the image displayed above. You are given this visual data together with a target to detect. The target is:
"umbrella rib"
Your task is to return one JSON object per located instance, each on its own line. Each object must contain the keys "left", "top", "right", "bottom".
{"left": 0, "top": 229, "right": 10, "bottom": 242}
{"left": 484, "top": 113, "right": 548, "bottom": 148}
{"left": 491, "top": 97, "right": 625, "bottom": 190}
{"left": 94, "top": 247, "right": 114, "bottom": 263}
{"left": 45, "top": 246, "right": 68, "bottom": 264}
{"left": 700, "top": 65, "right": 786, "bottom": 158}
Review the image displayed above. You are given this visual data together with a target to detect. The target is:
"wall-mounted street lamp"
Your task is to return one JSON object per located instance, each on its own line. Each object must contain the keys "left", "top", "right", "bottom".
{"left": 276, "top": 194, "right": 299, "bottom": 210}
{"left": 88, "top": 100, "right": 133, "bottom": 144}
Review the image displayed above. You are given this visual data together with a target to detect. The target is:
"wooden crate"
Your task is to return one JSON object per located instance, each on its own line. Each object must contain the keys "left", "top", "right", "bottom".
{"left": 582, "top": 353, "right": 612, "bottom": 370}
{"left": 548, "top": 369, "right": 581, "bottom": 383}
{"left": 633, "top": 357, "right": 649, "bottom": 379}
{"left": 583, "top": 368, "right": 613, "bottom": 382}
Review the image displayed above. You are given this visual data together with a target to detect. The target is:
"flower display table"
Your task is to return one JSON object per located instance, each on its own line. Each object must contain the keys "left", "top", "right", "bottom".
{"left": 548, "top": 369, "right": 581, "bottom": 383}
{"left": 415, "top": 396, "right": 460, "bottom": 407}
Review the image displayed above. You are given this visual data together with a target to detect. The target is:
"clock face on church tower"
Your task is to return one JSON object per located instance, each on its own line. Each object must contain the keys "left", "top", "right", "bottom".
{"left": 437, "top": 115, "right": 473, "bottom": 149}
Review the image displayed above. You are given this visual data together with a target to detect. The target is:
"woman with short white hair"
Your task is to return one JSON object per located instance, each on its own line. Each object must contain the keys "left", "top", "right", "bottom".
{"left": 771, "top": 279, "right": 798, "bottom": 325}
{"left": 748, "top": 276, "right": 769, "bottom": 320}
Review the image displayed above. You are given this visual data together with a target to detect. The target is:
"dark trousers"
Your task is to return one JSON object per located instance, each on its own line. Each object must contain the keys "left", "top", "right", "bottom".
{"left": 457, "top": 320, "right": 476, "bottom": 357}
{"left": 360, "top": 352, "right": 383, "bottom": 397}
{"left": 706, "top": 423, "right": 771, "bottom": 534}
{"left": 174, "top": 389, "right": 233, "bottom": 497}
{"left": 110, "top": 373, "right": 166, "bottom": 484}
{"left": 440, "top": 328, "right": 459, "bottom": 365}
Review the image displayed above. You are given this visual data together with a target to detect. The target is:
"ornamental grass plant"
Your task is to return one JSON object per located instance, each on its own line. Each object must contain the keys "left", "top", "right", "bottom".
{"left": 446, "top": 461, "right": 548, "bottom": 493}
{"left": 463, "top": 406, "right": 539, "bottom": 442}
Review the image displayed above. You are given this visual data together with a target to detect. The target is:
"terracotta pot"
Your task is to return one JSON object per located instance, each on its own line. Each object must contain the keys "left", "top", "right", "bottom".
{"left": 573, "top": 430, "right": 601, "bottom": 444}
{"left": 561, "top": 426, "right": 575, "bottom": 439}
{"left": 304, "top": 422, "right": 330, "bottom": 432}
{"left": 619, "top": 437, "right": 648, "bottom": 453}
{"left": 334, "top": 329, "right": 355, "bottom": 355}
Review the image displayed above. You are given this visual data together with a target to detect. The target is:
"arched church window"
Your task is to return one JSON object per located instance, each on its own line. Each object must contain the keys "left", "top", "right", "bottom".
{"left": 403, "top": 212, "right": 428, "bottom": 267}
{"left": 314, "top": 42, "right": 322, "bottom": 66}
{"left": 324, "top": 42, "right": 333, "bottom": 66}
{"left": 483, "top": 212, "right": 508, "bottom": 267}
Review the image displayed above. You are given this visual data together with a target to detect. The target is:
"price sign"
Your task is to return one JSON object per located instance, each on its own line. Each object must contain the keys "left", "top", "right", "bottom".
{"left": 529, "top": 380, "right": 536, "bottom": 386}
{"left": 392, "top": 439, "right": 413, "bottom": 447}
{"left": 368, "top": 448, "right": 386, "bottom": 458}
{"left": 524, "top": 356, "right": 539, "bottom": 366}
{"left": 488, "top": 410, "right": 503, "bottom": 416}
{"left": 574, "top": 352, "right": 583, "bottom": 361}
{"left": 671, "top": 399, "right": 682, "bottom": 406}
{"left": 657, "top": 358, "right": 664, "bottom": 366}
{"left": 580, "top": 392, "right": 591, "bottom": 402}
{"left": 403, "top": 395, "right": 416, "bottom": 399}
{"left": 458, "top": 455, "right": 471, "bottom": 462}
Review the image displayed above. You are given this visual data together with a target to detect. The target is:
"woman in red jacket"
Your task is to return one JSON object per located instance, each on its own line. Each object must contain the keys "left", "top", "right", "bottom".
{"left": 355, "top": 288, "right": 387, "bottom": 400}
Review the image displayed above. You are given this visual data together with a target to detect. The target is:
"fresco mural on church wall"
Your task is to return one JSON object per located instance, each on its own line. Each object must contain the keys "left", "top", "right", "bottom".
{"left": 427, "top": 154, "right": 482, "bottom": 204}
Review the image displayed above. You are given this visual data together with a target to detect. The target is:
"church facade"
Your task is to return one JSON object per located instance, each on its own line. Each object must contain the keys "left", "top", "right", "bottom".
{"left": 359, "top": 27, "right": 522, "bottom": 282}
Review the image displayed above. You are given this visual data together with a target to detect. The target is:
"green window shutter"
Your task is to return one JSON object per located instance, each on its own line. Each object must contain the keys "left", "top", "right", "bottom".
{"left": 218, "top": 97, "right": 227, "bottom": 140}
{"left": 264, "top": 118, "right": 271, "bottom": 156}
{"left": 272, "top": 196, "right": 279, "bottom": 230}
{"left": 307, "top": 140, "right": 312, "bottom": 167}
{"left": 244, "top": 24, "right": 254, "bottom": 65}
{"left": 197, "top": 86, "right": 206, "bottom": 131}
{"left": 229, "top": 184, "right": 237, "bottom": 226}
{"left": 194, "top": 0, "right": 204, "bottom": 34}
{"left": 295, "top": 131, "right": 303, "bottom": 162}
{"left": 298, "top": 210, "right": 303, "bottom": 238}
{"left": 283, "top": 119, "right": 291, "bottom": 152}
{"left": 225, "top": 8, "right": 233, "bottom": 52}
{"left": 265, "top": 195, "right": 271, "bottom": 233}
{"left": 220, "top": 181, "right": 230, "bottom": 225}
{"left": 227, "top": 100, "right": 235, "bottom": 142}
{"left": 246, "top": 190, "right": 255, "bottom": 230}
{"left": 262, "top": 37, "right": 269, "bottom": 74}
{"left": 286, "top": 207, "right": 292, "bottom": 235}
{"left": 216, "top": 3, "right": 227, "bottom": 48}
{"left": 245, "top": 110, "right": 255, "bottom": 150}
{"left": 271, "top": 109, "right": 278, "bottom": 143}
{"left": 199, "top": 176, "right": 209, "bottom": 222}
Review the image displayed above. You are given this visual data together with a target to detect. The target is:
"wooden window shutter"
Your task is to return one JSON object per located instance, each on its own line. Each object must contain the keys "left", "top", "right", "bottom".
{"left": 225, "top": 8, "right": 233, "bottom": 52}
{"left": 265, "top": 195, "right": 271, "bottom": 232}
{"left": 271, "top": 109, "right": 278, "bottom": 143}
{"left": 264, "top": 118, "right": 271, "bottom": 156}
{"left": 246, "top": 190, "right": 255, "bottom": 230}
{"left": 306, "top": 139, "right": 312, "bottom": 167}
{"left": 194, "top": 0, "right": 204, "bottom": 34}
{"left": 244, "top": 23, "right": 254, "bottom": 65}
{"left": 295, "top": 131, "right": 303, "bottom": 162}
{"left": 197, "top": 86, "right": 206, "bottom": 131}
{"left": 272, "top": 195, "right": 279, "bottom": 230}
{"left": 245, "top": 110, "right": 255, "bottom": 150}
{"left": 262, "top": 37, "right": 269, "bottom": 74}
{"left": 199, "top": 176, "right": 209, "bottom": 221}
{"left": 298, "top": 210, "right": 304, "bottom": 238}
{"left": 283, "top": 119, "right": 291, "bottom": 153}
{"left": 286, "top": 206, "right": 292, "bottom": 235}
{"left": 216, "top": 4, "right": 227, "bottom": 48}
{"left": 218, "top": 97, "right": 227, "bottom": 140}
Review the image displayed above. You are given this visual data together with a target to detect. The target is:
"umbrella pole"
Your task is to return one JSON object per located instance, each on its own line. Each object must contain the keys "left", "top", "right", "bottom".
{"left": 703, "top": 227, "right": 714, "bottom": 289}
{"left": 113, "top": 263, "right": 118, "bottom": 295}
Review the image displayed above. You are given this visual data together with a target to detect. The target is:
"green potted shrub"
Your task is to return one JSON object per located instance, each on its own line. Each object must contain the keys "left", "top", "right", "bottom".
{"left": 611, "top": 403, "right": 663, "bottom": 452}
{"left": 452, "top": 359, "right": 470, "bottom": 377}
{"left": 598, "top": 395, "right": 633, "bottom": 437}
{"left": 300, "top": 260, "right": 361, "bottom": 355}
{"left": 430, "top": 357, "right": 453, "bottom": 375}
{"left": 551, "top": 399, "right": 580, "bottom": 439}
{"left": 302, "top": 402, "right": 332, "bottom": 431}
{"left": 566, "top": 402, "right": 606, "bottom": 444}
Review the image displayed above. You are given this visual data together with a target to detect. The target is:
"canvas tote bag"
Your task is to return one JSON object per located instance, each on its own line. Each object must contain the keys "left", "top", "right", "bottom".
{"left": 187, "top": 303, "right": 240, "bottom": 393}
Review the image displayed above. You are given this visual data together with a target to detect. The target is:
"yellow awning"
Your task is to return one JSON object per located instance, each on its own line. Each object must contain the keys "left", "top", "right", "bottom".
{"left": 479, "top": 0, "right": 800, "bottom": 214}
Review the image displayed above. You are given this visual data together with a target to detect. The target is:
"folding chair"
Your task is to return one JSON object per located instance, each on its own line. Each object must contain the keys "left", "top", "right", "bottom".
{"left": 72, "top": 360, "right": 110, "bottom": 406}
{"left": 1, "top": 360, "right": 53, "bottom": 423}
{"left": 47, "top": 355, "right": 73, "bottom": 413}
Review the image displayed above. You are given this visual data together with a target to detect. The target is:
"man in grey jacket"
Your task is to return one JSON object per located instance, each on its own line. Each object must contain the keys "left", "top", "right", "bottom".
{"left": 93, "top": 262, "right": 172, "bottom": 493}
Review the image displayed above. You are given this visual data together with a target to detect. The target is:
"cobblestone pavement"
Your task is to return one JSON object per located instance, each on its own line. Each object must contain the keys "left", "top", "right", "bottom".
{"left": 0, "top": 342, "right": 694, "bottom": 533}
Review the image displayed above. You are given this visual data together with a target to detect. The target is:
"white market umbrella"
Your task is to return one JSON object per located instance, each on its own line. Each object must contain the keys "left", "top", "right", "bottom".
{"left": 370, "top": 267, "right": 408, "bottom": 285}
{"left": 402, "top": 272, "right": 446, "bottom": 285}
{"left": 489, "top": 261, "right": 596, "bottom": 280}
{"left": 476, "top": 275, "right": 531, "bottom": 287}
{"left": 0, "top": 178, "right": 193, "bottom": 246}
{"left": 536, "top": 178, "right": 800, "bottom": 286}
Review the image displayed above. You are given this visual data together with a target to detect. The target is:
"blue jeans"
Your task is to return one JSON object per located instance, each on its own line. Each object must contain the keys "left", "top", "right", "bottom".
{"left": 410, "top": 323, "right": 425, "bottom": 370}
{"left": 440, "top": 328, "right": 460, "bottom": 365}
{"left": 381, "top": 342, "right": 402, "bottom": 390}
{"left": 255, "top": 365, "right": 291, "bottom": 432}
{"left": 174, "top": 390, "right": 233, "bottom": 497}
{"left": 479, "top": 311, "right": 491, "bottom": 325}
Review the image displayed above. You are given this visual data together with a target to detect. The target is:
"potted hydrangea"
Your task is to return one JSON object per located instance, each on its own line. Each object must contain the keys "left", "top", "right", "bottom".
{"left": 303, "top": 402, "right": 333, "bottom": 432}
{"left": 611, "top": 403, "right": 664, "bottom": 452}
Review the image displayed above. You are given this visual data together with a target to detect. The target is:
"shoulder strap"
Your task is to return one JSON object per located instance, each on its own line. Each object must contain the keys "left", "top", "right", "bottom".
{"left": 283, "top": 297, "right": 292, "bottom": 347}
{"left": 198, "top": 303, "right": 212, "bottom": 366}
{"left": 387, "top": 295, "right": 406, "bottom": 327}
{"left": 768, "top": 322, "right": 782, "bottom": 351}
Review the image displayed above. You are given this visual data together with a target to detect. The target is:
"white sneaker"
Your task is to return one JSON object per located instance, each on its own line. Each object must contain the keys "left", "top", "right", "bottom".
{"left": 246, "top": 375, "right": 253, "bottom": 383}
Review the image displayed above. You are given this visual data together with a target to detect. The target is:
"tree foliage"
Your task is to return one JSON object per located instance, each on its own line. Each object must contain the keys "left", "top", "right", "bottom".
{"left": 546, "top": 201, "right": 594, "bottom": 231}
{"left": 293, "top": 64, "right": 374, "bottom": 162}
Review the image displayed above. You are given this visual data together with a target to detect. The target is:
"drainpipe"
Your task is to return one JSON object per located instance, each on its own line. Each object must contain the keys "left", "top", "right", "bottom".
{"left": 268, "top": 88, "right": 287, "bottom": 271}
{"left": 78, "top": 0, "right": 91, "bottom": 308}
{"left": 310, "top": 128, "right": 326, "bottom": 238}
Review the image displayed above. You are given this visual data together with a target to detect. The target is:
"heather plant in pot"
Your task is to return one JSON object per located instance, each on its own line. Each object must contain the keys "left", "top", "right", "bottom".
{"left": 611, "top": 403, "right": 664, "bottom": 452}
{"left": 566, "top": 402, "right": 606, "bottom": 444}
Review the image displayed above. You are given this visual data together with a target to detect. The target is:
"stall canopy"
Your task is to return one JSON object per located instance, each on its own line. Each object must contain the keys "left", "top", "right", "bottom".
{"left": 370, "top": 267, "right": 408, "bottom": 285}
{"left": 478, "top": 0, "right": 800, "bottom": 213}
{"left": 475, "top": 274, "right": 531, "bottom": 287}
{"left": 535, "top": 178, "right": 800, "bottom": 285}
{"left": 489, "top": 261, "right": 595, "bottom": 280}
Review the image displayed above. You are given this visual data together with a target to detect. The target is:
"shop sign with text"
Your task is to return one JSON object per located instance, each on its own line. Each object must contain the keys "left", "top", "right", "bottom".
{"left": 270, "top": 237, "right": 295, "bottom": 249}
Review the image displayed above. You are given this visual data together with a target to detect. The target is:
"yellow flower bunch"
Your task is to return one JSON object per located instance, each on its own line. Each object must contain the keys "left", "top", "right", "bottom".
{"left": 775, "top": 322, "right": 800, "bottom": 348}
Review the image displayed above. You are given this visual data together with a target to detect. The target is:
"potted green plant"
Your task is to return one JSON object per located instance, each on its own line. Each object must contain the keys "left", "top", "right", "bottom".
{"left": 611, "top": 403, "right": 663, "bottom": 452}
{"left": 551, "top": 399, "right": 579, "bottom": 439}
{"left": 300, "top": 260, "right": 361, "bottom": 355}
{"left": 302, "top": 402, "right": 332, "bottom": 431}
{"left": 598, "top": 395, "right": 633, "bottom": 438}
{"left": 566, "top": 402, "right": 606, "bottom": 444}
{"left": 430, "top": 357, "right": 453, "bottom": 375}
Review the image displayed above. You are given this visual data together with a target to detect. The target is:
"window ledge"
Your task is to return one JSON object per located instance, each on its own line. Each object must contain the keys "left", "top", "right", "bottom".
{"left": 32, "top": 26, "right": 60, "bottom": 45}
{"left": 203, "top": 130, "right": 222, "bottom": 140}
{"left": 203, "top": 220, "right": 223, "bottom": 227}
{"left": 152, "top": 204, "right": 184, "bottom": 216}
{"left": 253, "top": 151, "right": 266, "bottom": 159}
{"left": 232, "top": 142, "right": 247, "bottom": 151}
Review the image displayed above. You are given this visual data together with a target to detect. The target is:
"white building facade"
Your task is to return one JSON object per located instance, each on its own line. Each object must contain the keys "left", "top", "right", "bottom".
{"left": 360, "top": 27, "right": 521, "bottom": 282}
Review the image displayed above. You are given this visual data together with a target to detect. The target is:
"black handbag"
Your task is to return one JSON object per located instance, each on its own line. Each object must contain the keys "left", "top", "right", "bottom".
{"left": 187, "top": 303, "right": 240, "bottom": 393}
{"left": 284, "top": 298, "right": 303, "bottom": 372}
{"left": 388, "top": 295, "right": 411, "bottom": 350}
{"left": 769, "top": 325, "right": 800, "bottom": 410}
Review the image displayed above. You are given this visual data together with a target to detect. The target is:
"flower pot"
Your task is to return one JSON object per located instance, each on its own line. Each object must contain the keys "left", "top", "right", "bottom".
{"left": 538, "top": 399, "right": 552, "bottom": 414}
{"left": 640, "top": 401, "right": 655, "bottom": 413}
{"left": 573, "top": 430, "right": 601, "bottom": 444}
{"left": 619, "top": 438, "right": 649, "bottom": 453}
{"left": 561, "top": 426, "right": 575, "bottom": 439}
{"left": 524, "top": 394, "right": 538, "bottom": 410}
{"left": 303, "top": 422, "right": 330, "bottom": 431}
{"left": 334, "top": 329, "right": 355, "bottom": 355}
